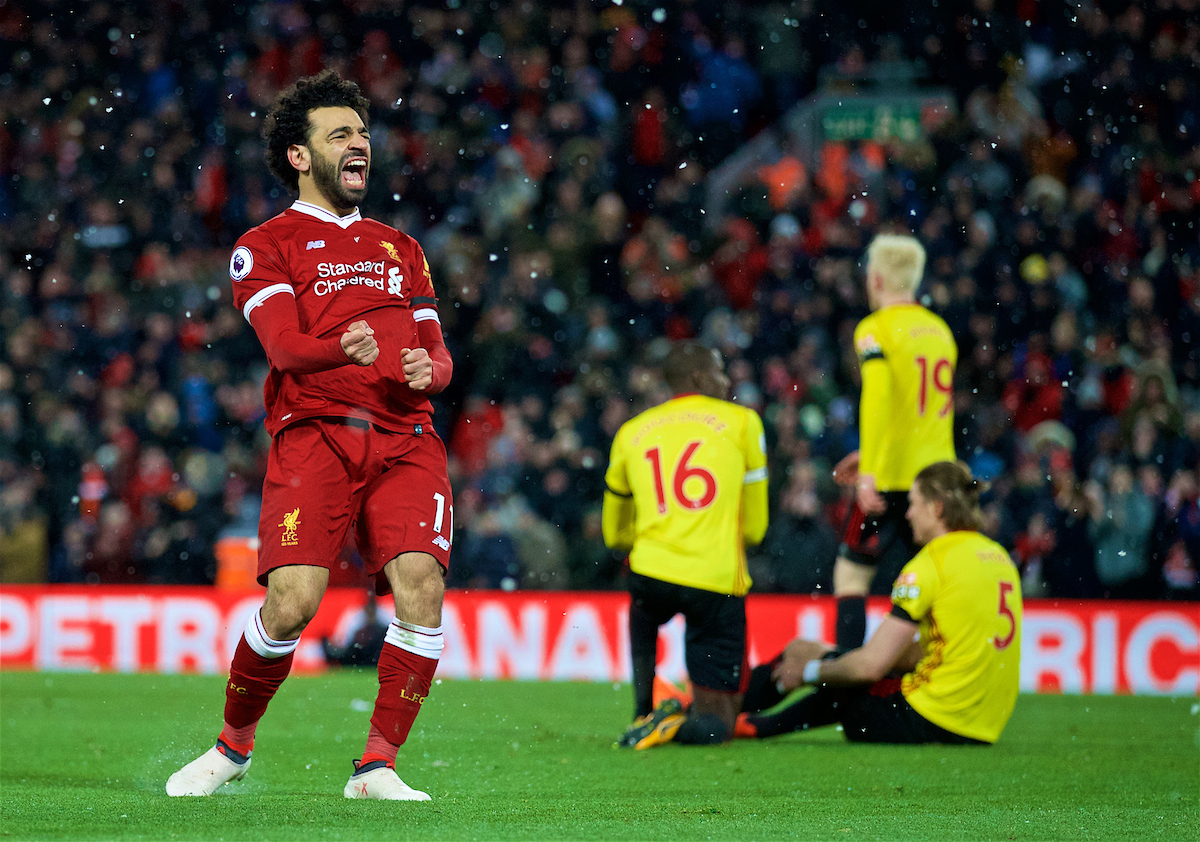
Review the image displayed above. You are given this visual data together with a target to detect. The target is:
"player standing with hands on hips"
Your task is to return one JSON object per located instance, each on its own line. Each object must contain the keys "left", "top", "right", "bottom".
{"left": 831, "top": 233, "right": 958, "bottom": 652}
{"left": 167, "top": 71, "right": 454, "bottom": 801}
{"left": 603, "top": 343, "right": 769, "bottom": 749}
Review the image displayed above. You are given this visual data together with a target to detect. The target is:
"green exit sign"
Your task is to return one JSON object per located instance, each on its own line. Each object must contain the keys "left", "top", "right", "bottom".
{"left": 822, "top": 102, "right": 924, "bottom": 142}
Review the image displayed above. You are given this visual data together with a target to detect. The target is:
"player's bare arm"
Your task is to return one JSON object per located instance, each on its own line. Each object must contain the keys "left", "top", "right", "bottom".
{"left": 341, "top": 320, "right": 378, "bottom": 366}
{"left": 771, "top": 638, "right": 833, "bottom": 689}
{"left": 855, "top": 473, "right": 888, "bottom": 514}
{"left": 775, "top": 615, "right": 917, "bottom": 692}
{"left": 833, "top": 450, "right": 860, "bottom": 487}
{"left": 894, "top": 638, "right": 925, "bottom": 673}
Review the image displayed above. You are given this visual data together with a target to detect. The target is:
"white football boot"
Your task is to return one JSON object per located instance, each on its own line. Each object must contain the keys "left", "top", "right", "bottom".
{"left": 343, "top": 761, "right": 431, "bottom": 801}
{"left": 165, "top": 744, "right": 251, "bottom": 796}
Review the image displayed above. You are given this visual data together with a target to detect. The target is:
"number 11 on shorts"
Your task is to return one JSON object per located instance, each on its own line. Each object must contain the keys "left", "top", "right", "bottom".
{"left": 433, "top": 492, "right": 453, "bottom": 546}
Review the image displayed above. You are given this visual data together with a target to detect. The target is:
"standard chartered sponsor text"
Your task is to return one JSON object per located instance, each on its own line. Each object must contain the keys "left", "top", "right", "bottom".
{"left": 313, "top": 259, "right": 404, "bottom": 297}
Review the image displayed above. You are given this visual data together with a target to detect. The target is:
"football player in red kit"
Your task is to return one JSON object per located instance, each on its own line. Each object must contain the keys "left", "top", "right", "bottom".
{"left": 167, "top": 71, "right": 453, "bottom": 802}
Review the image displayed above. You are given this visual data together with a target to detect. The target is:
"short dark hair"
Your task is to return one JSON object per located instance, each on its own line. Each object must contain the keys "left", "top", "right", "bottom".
{"left": 913, "top": 461, "right": 985, "bottom": 531}
{"left": 662, "top": 342, "right": 718, "bottom": 393}
{"left": 262, "top": 70, "right": 370, "bottom": 192}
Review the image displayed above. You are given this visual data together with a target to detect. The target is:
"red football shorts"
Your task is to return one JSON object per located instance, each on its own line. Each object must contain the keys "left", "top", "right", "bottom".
{"left": 837, "top": 490, "right": 914, "bottom": 568}
{"left": 257, "top": 418, "right": 453, "bottom": 593}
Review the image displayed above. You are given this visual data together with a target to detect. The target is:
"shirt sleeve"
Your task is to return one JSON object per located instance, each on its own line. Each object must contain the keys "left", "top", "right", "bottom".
{"left": 854, "top": 317, "right": 891, "bottom": 478}
{"left": 407, "top": 243, "right": 452, "bottom": 393}
{"left": 740, "top": 409, "right": 769, "bottom": 545}
{"left": 604, "top": 428, "right": 631, "bottom": 498}
{"left": 249, "top": 293, "right": 351, "bottom": 374}
{"left": 890, "top": 549, "right": 938, "bottom": 622}
{"left": 229, "top": 233, "right": 294, "bottom": 321}
{"left": 602, "top": 429, "right": 635, "bottom": 550}
{"left": 230, "top": 232, "right": 350, "bottom": 374}
{"left": 404, "top": 240, "right": 441, "bottom": 327}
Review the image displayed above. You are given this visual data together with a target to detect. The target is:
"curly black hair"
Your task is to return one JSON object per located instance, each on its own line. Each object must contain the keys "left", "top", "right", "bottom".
{"left": 262, "top": 70, "right": 370, "bottom": 192}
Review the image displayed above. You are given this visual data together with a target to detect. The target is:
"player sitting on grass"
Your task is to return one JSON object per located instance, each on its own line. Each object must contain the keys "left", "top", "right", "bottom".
{"left": 737, "top": 461, "right": 1022, "bottom": 745}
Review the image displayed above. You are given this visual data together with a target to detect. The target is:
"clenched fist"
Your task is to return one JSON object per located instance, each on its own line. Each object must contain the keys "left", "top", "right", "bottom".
{"left": 401, "top": 347, "right": 433, "bottom": 390}
{"left": 341, "top": 320, "right": 378, "bottom": 366}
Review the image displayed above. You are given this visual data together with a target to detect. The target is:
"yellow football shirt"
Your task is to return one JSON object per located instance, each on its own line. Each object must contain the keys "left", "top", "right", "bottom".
{"left": 891, "top": 531, "right": 1023, "bottom": 744}
{"left": 603, "top": 394, "right": 768, "bottom": 596}
{"left": 854, "top": 303, "right": 957, "bottom": 491}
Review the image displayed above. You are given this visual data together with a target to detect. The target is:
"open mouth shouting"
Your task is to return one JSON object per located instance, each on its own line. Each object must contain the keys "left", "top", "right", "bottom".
{"left": 342, "top": 156, "right": 369, "bottom": 190}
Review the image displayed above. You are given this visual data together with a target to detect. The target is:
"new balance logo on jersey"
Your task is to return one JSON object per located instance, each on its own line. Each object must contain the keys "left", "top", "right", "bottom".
{"left": 306, "top": 240, "right": 326, "bottom": 250}
{"left": 432, "top": 535, "right": 450, "bottom": 551}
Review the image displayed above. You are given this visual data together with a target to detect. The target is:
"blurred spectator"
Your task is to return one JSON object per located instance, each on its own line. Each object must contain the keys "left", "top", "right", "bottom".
{"left": 1002, "top": 352, "right": 1064, "bottom": 433}
{"left": 0, "top": 460, "right": 47, "bottom": 582}
{"left": 322, "top": 589, "right": 389, "bottom": 668}
{"left": 566, "top": 506, "right": 623, "bottom": 590}
{"left": 1155, "top": 469, "right": 1200, "bottom": 600}
{"left": 1085, "top": 464, "right": 1157, "bottom": 598}
{"left": 750, "top": 462, "right": 837, "bottom": 594}
{"left": 1044, "top": 466, "right": 1103, "bottom": 599}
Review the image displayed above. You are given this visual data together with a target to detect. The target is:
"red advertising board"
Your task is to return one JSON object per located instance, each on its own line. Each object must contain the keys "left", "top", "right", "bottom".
{"left": 0, "top": 586, "right": 1196, "bottom": 695}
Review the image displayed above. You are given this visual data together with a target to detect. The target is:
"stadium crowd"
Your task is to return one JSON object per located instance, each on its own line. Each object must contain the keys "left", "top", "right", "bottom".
{"left": 1, "top": 0, "right": 1198, "bottom": 601}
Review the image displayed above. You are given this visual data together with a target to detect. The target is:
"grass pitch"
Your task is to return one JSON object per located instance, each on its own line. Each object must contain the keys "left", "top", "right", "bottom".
{"left": 0, "top": 671, "right": 1196, "bottom": 841}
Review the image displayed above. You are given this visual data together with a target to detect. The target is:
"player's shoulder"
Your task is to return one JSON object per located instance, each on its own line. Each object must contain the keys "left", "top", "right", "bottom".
{"left": 932, "top": 531, "right": 1010, "bottom": 569}
{"left": 895, "top": 543, "right": 942, "bottom": 601}
{"left": 615, "top": 397, "right": 682, "bottom": 443}
{"left": 854, "top": 309, "right": 880, "bottom": 333}
{"left": 960, "top": 531, "right": 1015, "bottom": 564}
{"left": 617, "top": 401, "right": 661, "bottom": 436}
{"left": 359, "top": 217, "right": 421, "bottom": 251}
{"left": 916, "top": 305, "right": 954, "bottom": 336}
{"left": 718, "top": 397, "right": 762, "bottom": 427}
{"left": 895, "top": 545, "right": 936, "bottom": 589}
{"left": 229, "top": 211, "right": 298, "bottom": 281}
{"left": 897, "top": 304, "right": 953, "bottom": 336}
{"left": 853, "top": 313, "right": 885, "bottom": 358}
{"left": 235, "top": 209, "right": 295, "bottom": 247}
{"left": 237, "top": 207, "right": 337, "bottom": 258}
{"left": 916, "top": 531, "right": 965, "bottom": 568}
{"left": 609, "top": 411, "right": 643, "bottom": 453}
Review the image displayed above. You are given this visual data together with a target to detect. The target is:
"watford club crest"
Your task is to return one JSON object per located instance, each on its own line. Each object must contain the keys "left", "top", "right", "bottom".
{"left": 380, "top": 240, "right": 400, "bottom": 262}
{"left": 279, "top": 507, "right": 301, "bottom": 546}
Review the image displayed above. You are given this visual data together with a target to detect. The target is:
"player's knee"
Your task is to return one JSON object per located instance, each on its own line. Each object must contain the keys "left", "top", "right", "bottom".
{"left": 262, "top": 594, "right": 321, "bottom": 639}
{"left": 404, "top": 560, "right": 445, "bottom": 603}
{"left": 262, "top": 565, "right": 329, "bottom": 638}
{"left": 387, "top": 552, "right": 445, "bottom": 625}
{"left": 833, "top": 557, "right": 873, "bottom": 596}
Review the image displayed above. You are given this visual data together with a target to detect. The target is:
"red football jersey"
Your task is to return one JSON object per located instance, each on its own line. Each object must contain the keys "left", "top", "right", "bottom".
{"left": 230, "top": 200, "right": 445, "bottom": 436}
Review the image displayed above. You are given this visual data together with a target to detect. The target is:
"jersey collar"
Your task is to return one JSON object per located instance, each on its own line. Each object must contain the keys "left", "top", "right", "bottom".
{"left": 290, "top": 200, "right": 361, "bottom": 229}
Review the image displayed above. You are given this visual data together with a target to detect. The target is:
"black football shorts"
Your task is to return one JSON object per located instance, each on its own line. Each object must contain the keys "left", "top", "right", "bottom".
{"left": 838, "top": 490, "right": 915, "bottom": 569}
{"left": 627, "top": 571, "right": 748, "bottom": 694}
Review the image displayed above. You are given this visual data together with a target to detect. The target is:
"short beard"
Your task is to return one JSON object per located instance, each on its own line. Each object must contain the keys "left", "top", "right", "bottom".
{"left": 311, "top": 149, "right": 367, "bottom": 212}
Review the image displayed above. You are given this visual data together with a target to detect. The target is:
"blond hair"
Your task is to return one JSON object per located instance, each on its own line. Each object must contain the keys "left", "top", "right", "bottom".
{"left": 866, "top": 234, "right": 926, "bottom": 296}
{"left": 913, "top": 461, "right": 985, "bottom": 531}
